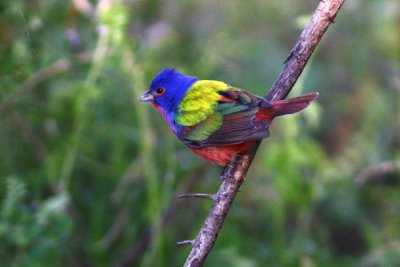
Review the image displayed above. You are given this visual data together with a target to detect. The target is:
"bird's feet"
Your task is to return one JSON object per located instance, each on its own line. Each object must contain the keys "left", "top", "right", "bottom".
{"left": 219, "top": 154, "right": 245, "bottom": 181}
{"left": 219, "top": 167, "right": 234, "bottom": 181}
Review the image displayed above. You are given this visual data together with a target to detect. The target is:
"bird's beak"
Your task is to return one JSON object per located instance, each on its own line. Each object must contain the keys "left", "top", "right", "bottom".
{"left": 140, "top": 92, "right": 154, "bottom": 102}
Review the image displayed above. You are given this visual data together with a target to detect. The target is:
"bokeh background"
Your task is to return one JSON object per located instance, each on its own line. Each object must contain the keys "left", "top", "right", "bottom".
{"left": 1, "top": 0, "right": 399, "bottom": 266}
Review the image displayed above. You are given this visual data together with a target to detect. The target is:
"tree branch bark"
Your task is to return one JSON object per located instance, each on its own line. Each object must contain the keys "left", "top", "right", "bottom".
{"left": 183, "top": 1, "right": 346, "bottom": 266}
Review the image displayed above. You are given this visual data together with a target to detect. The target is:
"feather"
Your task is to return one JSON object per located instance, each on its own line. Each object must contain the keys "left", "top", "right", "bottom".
{"left": 190, "top": 142, "right": 253, "bottom": 166}
{"left": 175, "top": 80, "right": 228, "bottom": 126}
{"left": 255, "top": 93, "right": 319, "bottom": 121}
{"left": 184, "top": 113, "right": 223, "bottom": 141}
{"left": 177, "top": 86, "right": 271, "bottom": 147}
{"left": 178, "top": 88, "right": 317, "bottom": 149}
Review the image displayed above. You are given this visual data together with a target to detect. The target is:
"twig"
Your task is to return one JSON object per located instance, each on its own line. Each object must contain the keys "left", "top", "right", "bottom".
{"left": 178, "top": 193, "right": 217, "bottom": 201}
{"left": 177, "top": 240, "right": 195, "bottom": 246}
{"left": 356, "top": 161, "right": 399, "bottom": 185}
{"left": 0, "top": 58, "right": 71, "bottom": 113}
{"left": 96, "top": 206, "right": 131, "bottom": 250}
{"left": 183, "top": 1, "right": 346, "bottom": 266}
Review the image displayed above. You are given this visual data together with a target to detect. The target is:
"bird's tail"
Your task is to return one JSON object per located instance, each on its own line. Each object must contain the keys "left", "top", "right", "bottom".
{"left": 257, "top": 92, "right": 319, "bottom": 121}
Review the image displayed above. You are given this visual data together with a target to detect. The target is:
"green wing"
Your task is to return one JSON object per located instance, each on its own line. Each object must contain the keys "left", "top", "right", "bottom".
{"left": 175, "top": 80, "right": 228, "bottom": 126}
{"left": 175, "top": 81, "right": 272, "bottom": 148}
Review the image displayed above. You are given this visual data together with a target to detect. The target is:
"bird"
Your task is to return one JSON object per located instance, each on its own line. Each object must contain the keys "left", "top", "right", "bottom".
{"left": 140, "top": 68, "right": 318, "bottom": 167}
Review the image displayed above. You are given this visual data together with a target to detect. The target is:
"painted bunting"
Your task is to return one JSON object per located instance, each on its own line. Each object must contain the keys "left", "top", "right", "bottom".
{"left": 140, "top": 68, "right": 318, "bottom": 167}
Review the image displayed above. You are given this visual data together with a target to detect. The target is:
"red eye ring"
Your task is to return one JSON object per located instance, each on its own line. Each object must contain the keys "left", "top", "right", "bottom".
{"left": 155, "top": 87, "right": 165, "bottom": 96}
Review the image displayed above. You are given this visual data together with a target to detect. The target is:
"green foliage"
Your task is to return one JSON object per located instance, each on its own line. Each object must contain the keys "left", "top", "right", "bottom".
{"left": 1, "top": 0, "right": 399, "bottom": 266}
{"left": 0, "top": 177, "right": 72, "bottom": 267}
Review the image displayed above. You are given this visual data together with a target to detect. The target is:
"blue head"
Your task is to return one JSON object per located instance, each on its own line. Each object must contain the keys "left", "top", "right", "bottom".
{"left": 140, "top": 68, "right": 198, "bottom": 117}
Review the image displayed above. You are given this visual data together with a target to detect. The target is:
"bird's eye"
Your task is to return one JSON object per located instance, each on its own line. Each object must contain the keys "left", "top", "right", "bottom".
{"left": 155, "top": 87, "right": 165, "bottom": 96}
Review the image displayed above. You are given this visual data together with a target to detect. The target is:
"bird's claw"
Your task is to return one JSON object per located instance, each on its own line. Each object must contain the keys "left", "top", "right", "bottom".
{"left": 219, "top": 168, "right": 234, "bottom": 181}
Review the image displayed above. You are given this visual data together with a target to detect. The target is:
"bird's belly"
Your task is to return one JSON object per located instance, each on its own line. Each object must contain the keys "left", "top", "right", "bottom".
{"left": 189, "top": 142, "right": 252, "bottom": 166}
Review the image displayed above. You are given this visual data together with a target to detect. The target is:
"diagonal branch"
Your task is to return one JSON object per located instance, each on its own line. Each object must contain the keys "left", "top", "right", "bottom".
{"left": 183, "top": 1, "right": 346, "bottom": 266}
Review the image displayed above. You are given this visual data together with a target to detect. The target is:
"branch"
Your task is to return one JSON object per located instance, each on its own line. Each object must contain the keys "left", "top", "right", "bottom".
{"left": 183, "top": 1, "right": 346, "bottom": 266}
{"left": 356, "top": 161, "right": 400, "bottom": 185}
{"left": 0, "top": 58, "right": 71, "bottom": 114}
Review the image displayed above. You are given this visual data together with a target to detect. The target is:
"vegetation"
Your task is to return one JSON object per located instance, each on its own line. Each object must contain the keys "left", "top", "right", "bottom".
{"left": 0, "top": 0, "right": 399, "bottom": 266}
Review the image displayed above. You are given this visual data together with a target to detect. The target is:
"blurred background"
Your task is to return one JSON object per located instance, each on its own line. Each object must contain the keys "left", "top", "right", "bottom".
{"left": 1, "top": 0, "right": 399, "bottom": 266}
